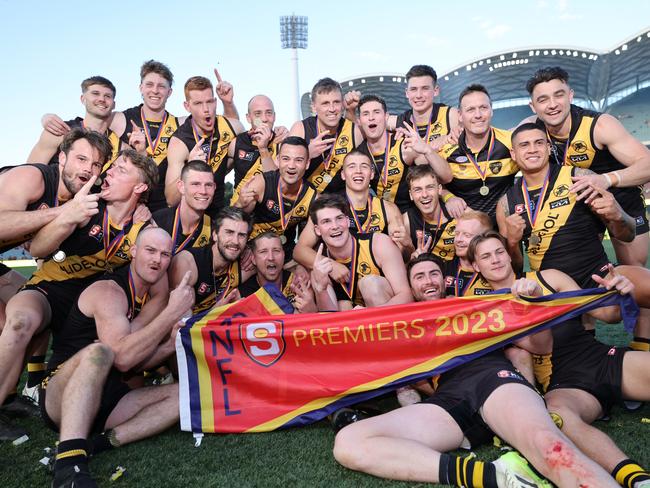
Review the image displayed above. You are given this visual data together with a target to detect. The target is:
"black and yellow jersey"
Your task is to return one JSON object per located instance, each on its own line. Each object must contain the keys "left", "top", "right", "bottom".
{"left": 0, "top": 163, "right": 60, "bottom": 254}
{"left": 505, "top": 164, "right": 609, "bottom": 285}
{"left": 47, "top": 264, "right": 146, "bottom": 371}
{"left": 48, "top": 117, "right": 122, "bottom": 171}
{"left": 230, "top": 131, "right": 279, "bottom": 205}
{"left": 538, "top": 104, "right": 645, "bottom": 224}
{"left": 121, "top": 105, "right": 180, "bottom": 212}
{"left": 173, "top": 115, "right": 237, "bottom": 214}
{"left": 358, "top": 136, "right": 411, "bottom": 212}
{"left": 302, "top": 116, "right": 357, "bottom": 193}
{"left": 396, "top": 104, "right": 451, "bottom": 143}
{"left": 152, "top": 205, "right": 211, "bottom": 254}
{"left": 439, "top": 127, "right": 517, "bottom": 217}
{"left": 238, "top": 270, "right": 297, "bottom": 305}
{"left": 347, "top": 195, "right": 390, "bottom": 236}
{"left": 28, "top": 201, "right": 146, "bottom": 285}
{"left": 250, "top": 170, "right": 316, "bottom": 256}
{"left": 406, "top": 205, "right": 455, "bottom": 261}
{"left": 442, "top": 256, "right": 493, "bottom": 297}
{"left": 328, "top": 234, "right": 383, "bottom": 307}
{"left": 188, "top": 246, "right": 241, "bottom": 314}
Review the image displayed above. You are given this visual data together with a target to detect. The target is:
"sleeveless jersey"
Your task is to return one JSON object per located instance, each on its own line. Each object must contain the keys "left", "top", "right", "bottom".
{"left": 49, "top": 117, "right": 121, "bottom": 171}
{"left": 328, "top": 234, "right": 383, "bottom": 306}
{"left": 188, "top": 246, "right": 241, "bottom": 314}
{"left": 152, "top": 206, "right": 211, "bottom": 254}
{"left": 302, "top": 116, "right": 356, "bottom": 193}
{"left": 48, "top": 264, "right": 146, "bottom": 371}
{"left": 359, "top": 136, "right": 410, "bottom": 211}
{"left": 439, "top": 127, "right": 517, "bottom": 217}
{"left": 28, "top": 200, "right": 146, "bottom": 285}
{"left": 396, "top": 104, "right": 451, "bottom": 142}
{"left": 173, "top": 115, "right": 236, "bottom": 214}
{"left": 346, "top": 195, "right": 389, "bottom": 236}
{"left": 506, "top": 165, "right": 609, "bottom": 285}
{"left": 230, "top": 131, "right": 279, "bottom": 204}
{"left": 238, "top": 270, "right": 297, "bottom": 305}
{"left": 538, "top": 104, "right": 645, "bottom": 222}
{"left": 250, "top": 170, "right": 316, "bottom": 255}
{"left": 406, "top": 205, "right": 456, "bottom": 261}
{"left": 442, "top": 256, "right": 493, "bottom": 297}
{"left": 121, "top": 105, "right": 180, "bottom": 212}
{"left": 0, "top": 163, "right": 60, "bottom": 253}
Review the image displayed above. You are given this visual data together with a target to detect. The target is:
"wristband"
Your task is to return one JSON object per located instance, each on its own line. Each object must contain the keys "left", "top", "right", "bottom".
{"left": 611, "top": 171, "right": 622, "bottom": 187}
{"left": 603, "top": 173, "right": 613, "bottom": 188}
{"left": 442, "top": 193, "right": 455, "bottom": 203}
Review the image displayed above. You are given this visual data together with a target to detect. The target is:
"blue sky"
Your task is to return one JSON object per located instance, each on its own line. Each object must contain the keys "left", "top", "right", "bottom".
{"left": 0, "top": 0, "right": 647, "bottom": 164}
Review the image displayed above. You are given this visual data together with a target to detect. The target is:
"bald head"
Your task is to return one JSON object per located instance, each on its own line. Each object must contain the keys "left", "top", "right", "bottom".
{"left": 246, "top": 95, "right": 276, "bottom": 129}
{"left": 136, "top": 226, "right": 172, "bottom": 248}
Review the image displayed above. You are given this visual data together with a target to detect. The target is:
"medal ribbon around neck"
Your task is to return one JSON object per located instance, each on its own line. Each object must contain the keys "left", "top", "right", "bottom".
{"left": 410, "top": 111, "right": 433, "bottom": 142}
{"left": 464, "top": 128, "right": 495, "bottom": 185}
{"left": 277, "top": 179, "right": 304, "bottom": 231}
{"left": 545, "top": 116, "right": 572, "bottom": 166}
{"left": 342, "top": 238, "right": 358, "bottom": 299}
{"left": 455, "top": 265, "right": 478, "bottom": 297}
{"left": 127, "top": 268, "right": 148, "bottom": 317}
{"left": 348, "top": 195, "right": 373, "bottom": 233}
{"left": 213, "top": 265, "right": 232, "bottom": 303}
{"left": 171, "top": 206, "right": 201, "bottom": 254}
{"left": 191, "top": 118, "right": 215, "bottom": 163}
{"left": 422, "top": 207, "right": 443, "bottom": 250}
{"left": 316, "top": 117, "right": 342, "bottom": 170}
{"left": 522, "top": 167, "right": 551, "bottom": 233}
{"left": 380, "top": 133, "right": 392, "bottom": 186}
{"left": 140, "top": 107, "right": 168, "bottom": 157}
{"left": 102, "top": 209, "right": 132, "bottom": 265}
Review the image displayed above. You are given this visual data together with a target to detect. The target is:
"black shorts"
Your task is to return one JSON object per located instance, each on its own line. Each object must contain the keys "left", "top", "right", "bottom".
{"left": 0, "top": 262, "right": 10, "bottom": 277}
{"left": 547, "top": 343, "right": 627, "bottom": 415}
{"left": 39, "top": 367, "right": 131, "bottom": 435}
{"left": 576, "top": 261, "right": 612, "bottom": 289}
{"left": 610, "top": 187, "right": 649, "bottom": 235}
{"left": 22, "top": 278, "right": 89, "bottom": 331}
{"left": 422, "top": 352, "right": 535, "bottom": 448}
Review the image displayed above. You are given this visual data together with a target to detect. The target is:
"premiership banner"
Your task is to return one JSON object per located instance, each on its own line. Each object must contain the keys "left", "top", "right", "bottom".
{"left": 176, "top": 285, "right": 637, "bottom": 434}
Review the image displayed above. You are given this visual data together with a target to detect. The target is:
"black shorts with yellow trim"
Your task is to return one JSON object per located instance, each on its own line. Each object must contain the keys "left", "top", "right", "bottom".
{"left": 421, "top": 351, "right": 535, "bottom": 448}
{"left": 547, "top": 343, "right": 627, "bottom": 416}
{"left": 39, "top": 366, "right": 131, "bottom": 435}
{"left": 21, "top": 278, "right": 90, "bottom": 331}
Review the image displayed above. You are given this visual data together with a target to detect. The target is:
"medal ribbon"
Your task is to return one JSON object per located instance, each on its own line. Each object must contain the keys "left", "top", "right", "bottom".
{"left": 381, "top": 133, "right": 392, "bottom": 186}
{"left": 171, "top": 206, "right": 200, "bottom": 254}
{"left": 422, "top": 208, "right": 443, "bottom": 251}
{"left": 102, "top": 209, "right": 132, "bottom": 265}
{"left": 545, "top": 117, "right": 572, "bottom": 166}
{"left": 277, "top": 179, "right": 304, "bottom": 230}
{"left": 464, "top": 128, "right": 495, "bottom": 184}
{"left": 410, "top": 112, "right": 432, "bottom": 142}
{"left": 521, "top": 167, "right": 551, "bottom": 231}
{"left": 191, "top": 119, "right": 215, "bottom": 163}
{"left": 455, "top": 266, "right": 478, "bottom": 297}
{"left": 140, "top": 107, "right": 168, "bottom": 157}
{"left": 316, "top": 117, "right": 342, "bottom": 170}
{"left": 342, "top": 238, "right": 358, "bottom": 299}
{"left": 348, "top": 196, "right": 373, "bottom": 233}
{"left": 127, "top": 268, "right": 148, "bottom": 317}
{"left": 214, "top": 267, "right": 232, "bottom": 302}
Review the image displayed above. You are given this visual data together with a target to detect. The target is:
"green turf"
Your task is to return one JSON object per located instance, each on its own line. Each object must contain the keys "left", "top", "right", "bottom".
{"left": 1, "top": 241, "right": 648, "bottom": 487}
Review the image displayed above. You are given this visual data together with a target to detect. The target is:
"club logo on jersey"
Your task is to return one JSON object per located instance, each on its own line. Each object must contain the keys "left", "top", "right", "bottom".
{"left": 165, "top": 126, "right": 175, "bottom": 135}
{"left": 221, "top": 131, "right": 232, "bottom": 142}
{"left": 370, "top": 213, "right": 380, "bottom": 225}
{"left": 88, "top": 225, "right": 102, "bottom": 240}
{"left": 266, "top": 200, "right": 276, "bottom": 210}
{"left": 238, "top": 150, "right": 254, "bottom": 161}
{"left": 572, "top": 141, "right": 587, "bottom": 153}
{"left": 388, "top": 156, "right": 399, "bottom": 168}
{"left": 489, "top": 161, "right": 502, "bottom": 174}
{"left": 549, "top": 198, "right": 570, "bottom": 209}
{"left": 359, "top": 262, "right": 372, "bottom": 275}
{"left": 339, "top": 135, "right": 350, "bottom": 146}
{"left": 294, "top": 205, "right": 306, "bottom": 217}
{"left": 198, "top": 282, "right": 210, "bottom": 294}
{"left": 515, "top": 204, "right": 525, "bottom": 214}
{"left": 240, "top": 320, "right": 286, "bottom": 367}
{"left": 196, "top": 235, "right": 209, "bottom": 247}
{"left": 445, "top": 276, "right": 455, "bottom": 287}
{"left": 553, "top": 184, "right": 570, "bottom": 197}
{"left": 447, "top": 224, "right": 456, "bottom": 234}
{"left": 497, "top": 370, "right": 522, "bottom": 380}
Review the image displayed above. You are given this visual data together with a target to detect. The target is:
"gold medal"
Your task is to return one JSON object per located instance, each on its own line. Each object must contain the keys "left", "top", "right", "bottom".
{"left": 53, "top": 250, "right": 66, "bottom": 262}
{"left": 280, "top": 235, "right": 288, "bottom": 245}
{"left": 323, "top": 174, "right": 332, "bottom": 183}
{"left": 479, "top": 185, "right": 489, "bottom": 196}
{"left": 529, "top": 232, "right": 541, "bottom": 247}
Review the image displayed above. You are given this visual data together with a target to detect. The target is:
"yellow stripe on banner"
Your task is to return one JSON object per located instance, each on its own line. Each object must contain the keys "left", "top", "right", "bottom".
{"left": 246, "top": 322, "right": 544, "bottom": 432}
{"left": 191, "top": 329, "right": 215, "bottom": 432}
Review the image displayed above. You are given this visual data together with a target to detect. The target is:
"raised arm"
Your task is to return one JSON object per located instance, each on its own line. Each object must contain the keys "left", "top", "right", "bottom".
{"left": 27, "top": 129, "right": 63, "bottom": 163}
{"left": 164, "top": 136, "right": 191, "bottom": 207}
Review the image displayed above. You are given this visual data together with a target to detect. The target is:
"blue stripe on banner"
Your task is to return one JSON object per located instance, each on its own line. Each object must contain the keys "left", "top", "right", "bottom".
{"left": 179, "top": 327, "right": 203, "bottom": 433}
{"left": 262, "top": 284, "right": 295, "bottom": 314}
{"left": 279, "top": 289, "right": 638, "bottom": 429}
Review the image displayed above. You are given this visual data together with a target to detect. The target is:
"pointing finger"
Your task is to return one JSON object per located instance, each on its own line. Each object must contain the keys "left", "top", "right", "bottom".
{"left": 214, "top": 68, "right": 223, "bottom": 83}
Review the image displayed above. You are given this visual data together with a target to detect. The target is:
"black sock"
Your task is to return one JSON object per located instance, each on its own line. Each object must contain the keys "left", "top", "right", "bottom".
{"left": 612, "top": 459, "right": 650, "bottom": 488}
{"left": 438, "top": 453, "right": 497, "bottom": 488}
{"left": 26, "top": 355, "right": 46, "bottom": 388}
{"left": 54, "top": 439, "right": 89, "bottom": 471}
{"left": 89, "top": 430, "right": 116, "bottom": 456}
{"left": 630, "top": 337, "right": 650, "bottom": 352}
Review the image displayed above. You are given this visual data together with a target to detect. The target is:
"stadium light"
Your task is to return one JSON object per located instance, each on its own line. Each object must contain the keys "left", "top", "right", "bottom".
{"left": 280, "top": 15, "right": 308, "bottom": 121}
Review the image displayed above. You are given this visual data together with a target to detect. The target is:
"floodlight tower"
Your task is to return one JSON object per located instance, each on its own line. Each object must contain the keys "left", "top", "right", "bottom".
{"left": 280, "top": 15, "right": 308, "bottom": 121}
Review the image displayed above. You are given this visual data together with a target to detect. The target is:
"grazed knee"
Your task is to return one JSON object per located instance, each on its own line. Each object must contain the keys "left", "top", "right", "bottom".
{"left": 3, "top": 310, "right": 39, "bottom": 345}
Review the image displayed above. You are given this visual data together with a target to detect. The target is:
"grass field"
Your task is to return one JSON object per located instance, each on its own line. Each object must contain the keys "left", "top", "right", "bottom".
{"left": 1, "top": 241, "right": 649, "bottom": 487}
